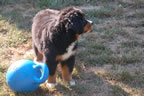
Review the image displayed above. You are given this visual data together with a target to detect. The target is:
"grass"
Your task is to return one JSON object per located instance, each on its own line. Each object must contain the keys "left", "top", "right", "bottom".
{"left": 110, "top": 85, "right": 129, "bottom": 96}
{"left": 0, "top": 0, "right": 144, "bottom": 96}
{"left": 38, "top": 0, "right": 86, "bottom": 9}
{"left": 84, "top": 8, "right": 114, "bottom": 18}
{"left": 0, "top": 16, "right": 30, "bottom": 48}
{"left": 121, "top": 40, "right": 141, "bottom": 48}
{"left": 119, "top": 71, "right": 133, "bottom": 82}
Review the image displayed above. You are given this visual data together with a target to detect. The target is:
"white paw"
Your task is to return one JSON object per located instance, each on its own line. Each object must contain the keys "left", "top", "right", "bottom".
{"left": 46, "top": 83, "right": 57, "bottom": 88}
{"left": 69, "top": 80, "right": 76, "bottom": 86}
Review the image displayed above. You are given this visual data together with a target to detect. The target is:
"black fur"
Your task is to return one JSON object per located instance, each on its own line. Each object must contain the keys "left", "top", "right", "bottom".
{"left": 32, "top": 7, "right": 91, "bottom": 80}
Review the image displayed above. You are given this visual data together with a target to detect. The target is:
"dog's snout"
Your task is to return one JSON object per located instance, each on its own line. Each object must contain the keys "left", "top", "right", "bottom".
{"left": 88, "top": 20, "right": 93, "bottom": 25}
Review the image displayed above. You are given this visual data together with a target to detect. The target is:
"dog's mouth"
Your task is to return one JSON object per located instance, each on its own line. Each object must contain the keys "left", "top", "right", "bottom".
{"left": 84, "top": 20, "right": 93, "bottom": 33}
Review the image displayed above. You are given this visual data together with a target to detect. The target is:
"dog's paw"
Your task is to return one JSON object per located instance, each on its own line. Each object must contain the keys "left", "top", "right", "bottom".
{"left": 69, "top": 80, "right": 76, "bottom": 86}
{"left": 46, "top": 83, "right": 57, "bottom": 88}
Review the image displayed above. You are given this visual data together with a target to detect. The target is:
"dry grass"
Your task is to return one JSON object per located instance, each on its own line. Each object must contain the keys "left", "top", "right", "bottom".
{"left": 0, "top": 0, "right": 144, "bottom": 96}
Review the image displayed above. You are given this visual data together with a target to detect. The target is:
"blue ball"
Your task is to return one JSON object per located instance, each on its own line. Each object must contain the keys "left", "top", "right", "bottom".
{"left": 6, "top": 60, "right": 49, "bottom": 92}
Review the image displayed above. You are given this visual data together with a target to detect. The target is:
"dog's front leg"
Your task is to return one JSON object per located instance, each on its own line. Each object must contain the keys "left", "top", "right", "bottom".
{"left": 43, "top": 53, "right": 58, "bottom": 88}
{"left": 61, "top": 56, "right": 75, "bottom": 86}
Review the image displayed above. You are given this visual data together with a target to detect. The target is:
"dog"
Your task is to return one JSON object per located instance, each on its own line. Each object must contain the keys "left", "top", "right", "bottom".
{"left": 32, "top": 7, "right": 93, "bottom": 87}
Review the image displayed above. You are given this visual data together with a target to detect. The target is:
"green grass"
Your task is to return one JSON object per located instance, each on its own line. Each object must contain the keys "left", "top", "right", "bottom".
{"left": 38, "top": 0, "right": 86, "bottom": 9}
{"left": 84, "top": 8, "right": 114, "bottom": 18}
{"left": 118, "top": 71, "right": 133, "bottom": 82}
{"left": 0, "top": 16, "right": 30, "bottom": 48}
{"left": 132, "top": 0, "right": 144, "bottom": 8}
{"left": 110, "top": 85, "right": 129, "bottom": 96}
{"left": 84, "top": 4, "right": 124, "bottom": 19}
{"left": 1, "top": 8, "right": 33, "bottom": 30}
{"left": 121, "top": 40, "right": 143, "bottom": 48}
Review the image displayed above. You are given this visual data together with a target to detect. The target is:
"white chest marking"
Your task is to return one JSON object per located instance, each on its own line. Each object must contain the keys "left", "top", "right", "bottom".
{"left": 61, "top": 42, "right": 76, "bottom": 61}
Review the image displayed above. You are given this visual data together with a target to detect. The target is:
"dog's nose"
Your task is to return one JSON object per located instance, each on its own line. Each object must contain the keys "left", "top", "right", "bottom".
{"left": 88, "top": 20, "right": 93, "bottom": 25}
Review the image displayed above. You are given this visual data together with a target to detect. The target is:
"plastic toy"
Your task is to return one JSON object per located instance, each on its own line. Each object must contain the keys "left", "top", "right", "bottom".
{"left": 6, "top": 59, "right": 49, "bottom": 92}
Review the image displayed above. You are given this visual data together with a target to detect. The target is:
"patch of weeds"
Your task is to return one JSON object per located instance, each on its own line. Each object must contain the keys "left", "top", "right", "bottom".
{"left": 84, "top": 4, "right": 123, "bottom": 18}
{"left": 121, "top": 40, "right": 140, "bottom": 48}
{"left": 87, "top": 55, "right": 117, "bottom": 65}
{"left": 116, "top": 30, "right": 130, "bottom": 38}
{"left": 1, "top": 8, "right": 32, "bottom": 30}
{"left": 119, "top": 71, "right": 133, "bottom": 82}
{"left": 86, "top": 0, "right": 98, "bottom": 5}
{"left": 120, "top": 55, "right": 142, "bottom": 64}
{"left": 136, "top": 27, "right": 144, "bottom": 34}
{"left": 0, "top": 16, "right": 30, "bottom": 48}
{"left": 2, "top": 9, "right": 23, "bottom": 22}
{"left": 0, "top": 0, "right": 12, "bottom": 5}
{"left": 142, "top": 41, "right": 144, "bottom": 47}
{"left": 100, "top": 25, "right": 124, "bottom": 40}
{"left": 118, "top": 0, "right": 133, "bottom": 8}
{"left": 68, "top": 0, "right": 85, "bottom": 6}
{"left": 101, "top": 30, "right": 115, "bottom": 41}
{"left": 92, "top": 27, "right": 102, "bottom": 32}
{"left": 88, "top": 53, "right": 141, "bottom": 65}
{"left": 38, "top": 0, "right": 85, "bottom": 9}
{"left": 117, "top": 52, "right": 142, "bottom": 64}
{"left": 0, "top": 72, "right": 13, "bottom": 96}
{"left": 73, "top": 85, "right": 89, "bottom": 95}
{"left": 78, "top": 38, "right": 89, "bottom": 47}
{"left": 18, "top": 16, "right": 32, "bottom": 29}
{"left": 24, "top": 54, "right": 34, "bottom": 61}
{"left": 84, "top": 8, "right": 113, "bottom": 18}
{"left": 132, "top": 0, "right": 144, "bottom": 8}
{"left": 138, "top": 19, "right": 144, "bottom": 26}
{"left": 92, "top": 26, "right": 107, "bottom": 33}
{"left": 72, "top": 67, "right": 81, "bottom": 79}
{"left": 38, "top": 0, "right": 50, "bottom": 8}
{"left": 4, "top": 30, "right": 29, "bottom": 47}
{"left": 110, "top": 85, "right": 129, "bottom": 96}
{"left": 88, "top": 43, "right": 113, "bottom": 55}
{"left": 78, "top": 40, "right": 113, "bottom": 56}
{"left": 0, "top": 65, "right": 7, "bottom": 73}
{"left": 111, "top": 26, "right": 130, "bottom": 37}
{"left": 118, "top": 48, "right": 143, "bottom": 64}
{"left": 0, "top": 49, "right": 11, "bottom": 61}
{"left": 88, "top": 43, "right": 106, "bottom": 50}
{"left": 134, "top": 11, "right": 144, "bottom": 19}
{"left": 132, "top": 73, "right": 144, "bottom": 88}
{"left": 77, "top": 50, "right": 89, "bottom": 61}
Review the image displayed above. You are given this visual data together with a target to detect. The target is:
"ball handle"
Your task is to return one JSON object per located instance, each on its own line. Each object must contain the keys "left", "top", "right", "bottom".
{"left": 33, "top": 64, "right": 49, "bottom": 84}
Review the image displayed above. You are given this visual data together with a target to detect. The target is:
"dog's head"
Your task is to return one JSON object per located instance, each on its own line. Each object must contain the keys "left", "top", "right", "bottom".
{"left": 59, "top": 7, "right": 93, "bottom": 38}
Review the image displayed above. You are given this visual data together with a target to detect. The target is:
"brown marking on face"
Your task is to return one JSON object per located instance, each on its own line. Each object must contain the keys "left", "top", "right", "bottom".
{"left": 56, "top": 55, "right": 62, "bottom": 61}
{"left": 36, "top": 52, "right": 43, "bottom": 62}
{"left": 47, "top": 72, "right": 57, "bottom": 83}
{"left": 84, "top": 23, "right": 92, "bottom": 33}
{"left": 60, "top": 64, "right": 72, "bottom": 82}
{"left": 76, "top": 33, "right": 80, "bottom": 39}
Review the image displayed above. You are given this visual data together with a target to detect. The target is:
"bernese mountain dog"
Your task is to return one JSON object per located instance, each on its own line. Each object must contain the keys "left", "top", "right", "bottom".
{"left": 32, "top": 7, "right": 93, "bottom": 87}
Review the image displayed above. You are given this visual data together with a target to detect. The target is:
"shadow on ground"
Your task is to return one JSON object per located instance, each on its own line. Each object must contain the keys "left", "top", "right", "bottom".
{"left": 14, "top": 69, "right": 129, "bottom": 96}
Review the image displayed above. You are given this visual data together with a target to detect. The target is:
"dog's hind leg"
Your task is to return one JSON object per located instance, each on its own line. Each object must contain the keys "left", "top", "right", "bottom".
{"left": 33, "top": 44, "right": 43, "bottom": 64}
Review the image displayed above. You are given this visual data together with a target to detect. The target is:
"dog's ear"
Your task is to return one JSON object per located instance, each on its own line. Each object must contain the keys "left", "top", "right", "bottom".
{"left": 65, "top": 13, "right": 83, "bottom": 34}
{"left": 59, "top": 7, "right": 84, "bottom": 34}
